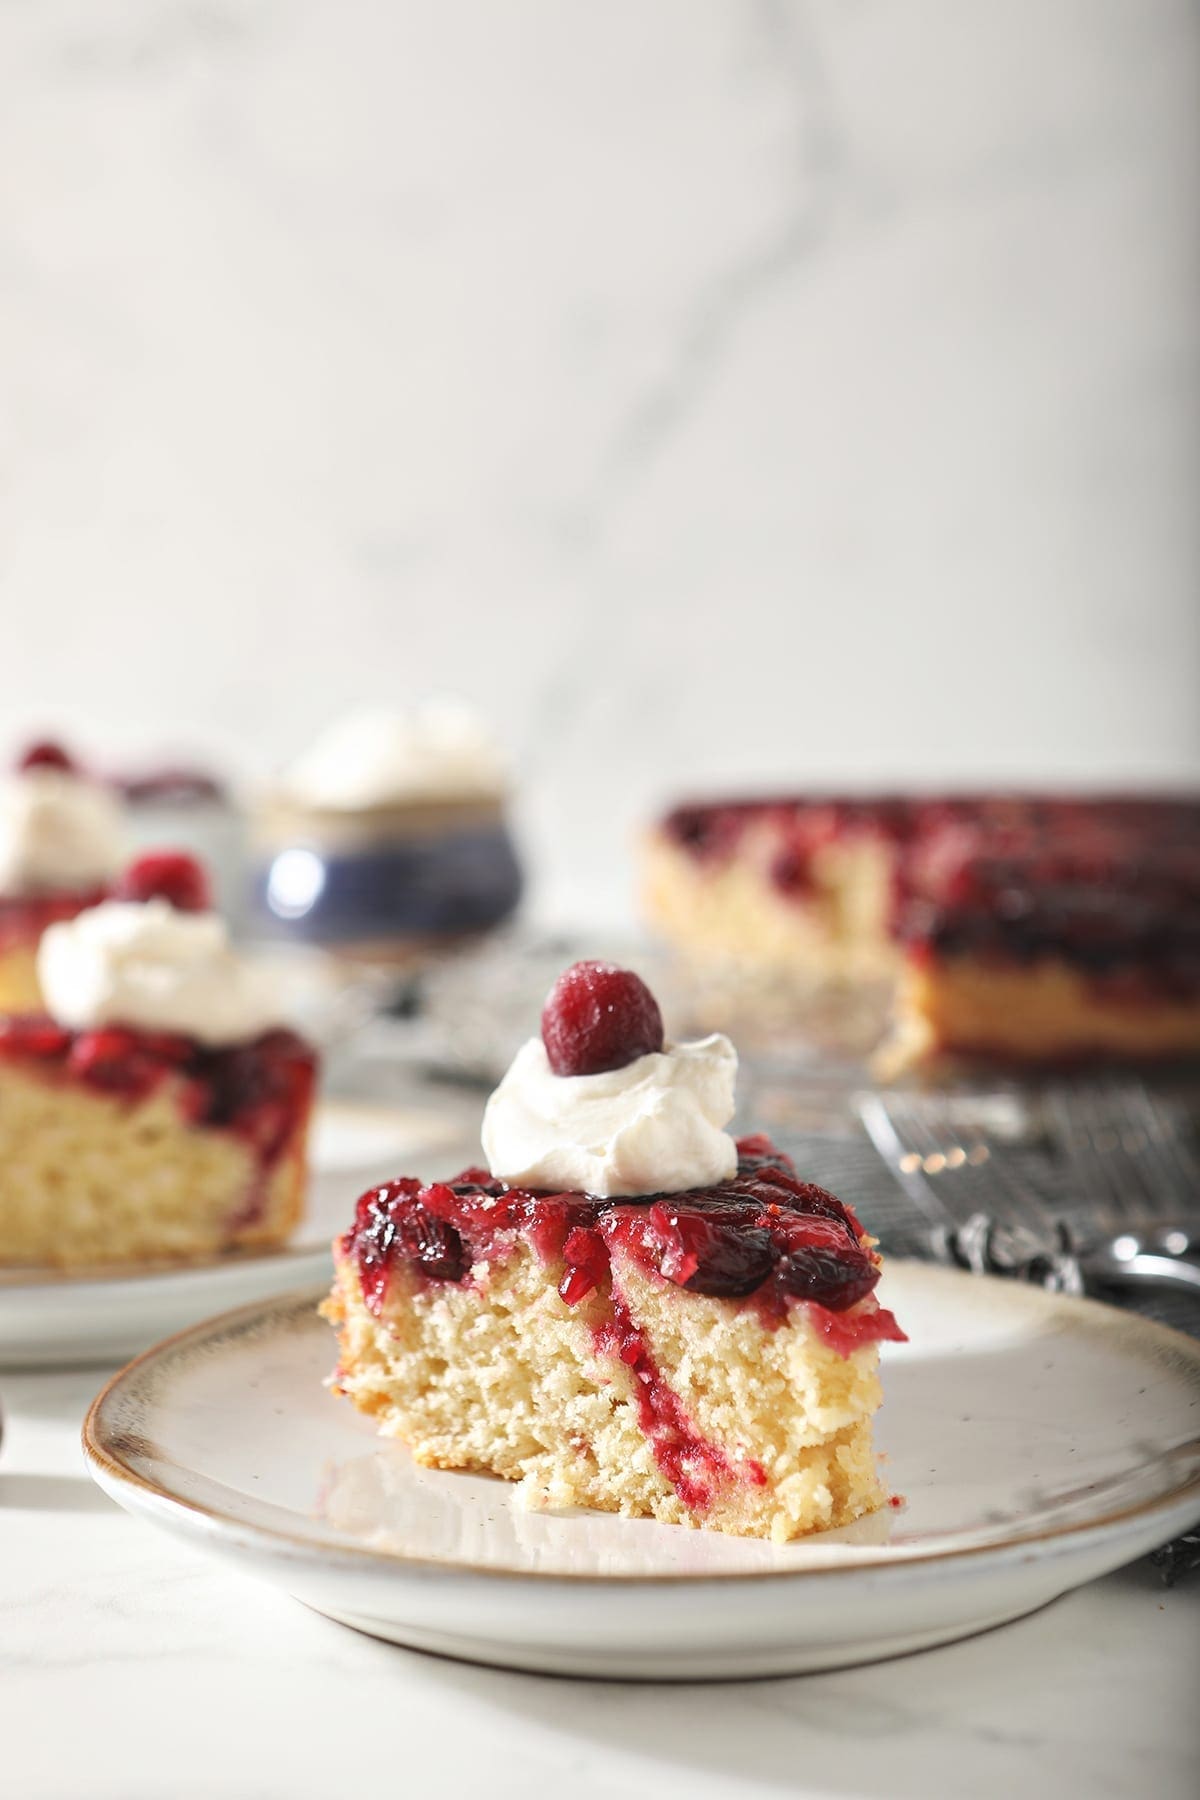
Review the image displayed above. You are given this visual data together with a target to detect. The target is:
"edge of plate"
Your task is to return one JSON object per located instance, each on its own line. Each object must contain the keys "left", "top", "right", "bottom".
{"left": 82, "top": 1267, "right": 1200, "bottom": 1588}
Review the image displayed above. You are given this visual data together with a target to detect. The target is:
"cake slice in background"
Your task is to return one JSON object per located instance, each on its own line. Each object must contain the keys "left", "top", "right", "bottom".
{"left": 0, "top": 740, "right": 126, "bottom": 1012}
{"left": 324, "top": 959, "right": 902, "bottom": 1541}
{"left": 0, "top": 851, "right": 317, "bottom": 1269}
{"left": 643, "top": 793, "right": 1200, "bottom": 1065}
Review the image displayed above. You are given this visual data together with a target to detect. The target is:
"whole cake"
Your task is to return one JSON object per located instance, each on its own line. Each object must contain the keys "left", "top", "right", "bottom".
{"left": 0, "top": 740, "right": 126, "bottom": 1012}
{"left": 256, "top": 704, "right": 522, "bottom": 962}
{"left": 643, "top": 793, "right": 1200, "bottom": 1063}
{"left": 323, "top": 960, "right": 903, "bottom": 1541}
{"left": 0, "top": 851, "right": 317, "bottom": 1268}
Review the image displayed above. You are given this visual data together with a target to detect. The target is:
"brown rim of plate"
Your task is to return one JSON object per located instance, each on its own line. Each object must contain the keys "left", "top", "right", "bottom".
{"left": 81, "top": 1272, "right": 1200, "bottom": 1587}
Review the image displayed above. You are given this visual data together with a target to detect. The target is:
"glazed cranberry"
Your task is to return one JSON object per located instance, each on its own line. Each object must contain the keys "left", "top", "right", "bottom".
{"left": 559, "top": 1223, "right": 610, "bottom": 1305}
{"left": 450, "top": 1166, "right": 502, "bottom": 1194}
{"left": 395, "top": 1204, "right": 468, "bottom": 1282}
{"left": 525, "top": 1194, "right": 601, "bottom": 1266}
{"left": 354, "top": 1180, "right": 467, "bottom": 1296}
{"left": 0, "top": 1017, "right": 72, "bottom": 1059}
{"left": 17, "top": 740, "right": 76, "bottom": 774}
{"left": 541, "top": 960, "right": 665, "bottom": 1077}
{"left": 762, "top": 1178, "right": 864, "bottom": 1241}
{"left": 644, "top": 1200, "right": 775, "bottom": 1297}
{"left": 662, "top": 804, "right": 751, "bottom": 861}
{"left": 772, "top": 1215, "right": 880, "bottom": 1310}
{"left": 68, "top": 1028, "right": 157, "bottom": 1095}
{"left": 735, "top": 1133, "right": 796, "bottom": 1175}
{"left": 115, "top": 851, "right": 211, "bottom": 913}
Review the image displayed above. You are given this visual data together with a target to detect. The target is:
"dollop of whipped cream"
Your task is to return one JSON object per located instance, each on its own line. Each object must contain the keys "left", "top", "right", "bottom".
{"left": 281, "top": 702, "right": 506, "bottom": 809}
{"left": 0, "top": 770, "right": 125, "bottom": 895}
{"left": 482, "top": 1034, "right": 739, "bottom": 1198}
{"left": 38, "top": 900, "right": 283, "bottom": 1046}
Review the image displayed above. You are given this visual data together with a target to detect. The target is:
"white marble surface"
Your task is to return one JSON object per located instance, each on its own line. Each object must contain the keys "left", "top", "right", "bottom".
{"left": 2, "top": 1362, "right": 1198, "bottom": 1799}
{"left": 2, "top": 1, "right": 1198, "bottom": 928}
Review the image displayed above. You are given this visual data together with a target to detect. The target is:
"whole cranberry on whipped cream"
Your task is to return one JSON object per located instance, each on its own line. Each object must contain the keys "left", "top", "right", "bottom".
{"left": 37, "top": 854, "right": 282, "bottom": 1047}
{"left": 540, "top": 960, "right": 664, "bottom": 1076}
{"left": 482, "top": 960, "right": 738, "bottom": 1198}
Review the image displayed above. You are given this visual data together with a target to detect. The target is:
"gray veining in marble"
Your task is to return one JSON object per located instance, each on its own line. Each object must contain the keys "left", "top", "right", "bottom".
{"left": 2, "top": 0, "right": 1197, "bottom": 939}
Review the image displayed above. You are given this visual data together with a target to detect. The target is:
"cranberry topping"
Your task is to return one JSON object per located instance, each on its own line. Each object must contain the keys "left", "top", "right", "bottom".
{"left": 351, "top": 1180, "right": 469, "bottom": 1311}
{"left": 115, "top": 850, "right": 212, "bottom": 913}
{"left": 601, "top": 1190, "right": 877, "bottom": 1319}
{"left": 661, "top": 804, "right": 752, "bottom": 862}
{"left": 17, "top": 739, "right": 77, "bottom": 774}
{"left": 0, "top": 1017, "right": 316, "bottom": 1167}
{"left": 0, "top": 887, "right": 108, "bottom": 950}
{"left": 68, "top": 1028, "right": 161, "bottom": 1094}
{"left": 189, "top": 1028, "right": 317, "bottom": 1159}
{"left": 541, "top": 960, "right": 664, "bottom": 1076}
{"left": 559, "top": 1225, "right": 610, "bottom": 1305}
{"left": 524, "top": 1195, "right": 599, "bottom": 1267}
{"left": 0, "top": 1016, "right": 72, "bottom": 1058}
{"left": 771, "top": 1214, "right": 880, "bottom": 1309}
{"left": 613, "top": 1200, "right": 774, "bottom": 1297}
{"left": 340, "top": 1135, "right": 903, "bottom": 1350}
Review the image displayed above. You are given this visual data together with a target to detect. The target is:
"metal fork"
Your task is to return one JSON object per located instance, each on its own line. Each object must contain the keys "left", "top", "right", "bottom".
{"left": 858, "top": 1087, "right": 1200, "bottom": 1297}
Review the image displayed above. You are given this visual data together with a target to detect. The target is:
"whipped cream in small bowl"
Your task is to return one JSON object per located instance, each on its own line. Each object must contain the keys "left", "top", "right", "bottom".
{"left": 279, "top": 703, "right": 508, "bottom": 813}
{"left": 254, "top": 703, "right": 522, "bottom": 962}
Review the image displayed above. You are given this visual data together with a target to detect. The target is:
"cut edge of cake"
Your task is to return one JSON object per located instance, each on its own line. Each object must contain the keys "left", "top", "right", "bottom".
{"left": 322, "top": 1135, "right": 902, "bottom": 1544}
{"left": 0, "top": 1031, "right": 316, "bottom": 1269}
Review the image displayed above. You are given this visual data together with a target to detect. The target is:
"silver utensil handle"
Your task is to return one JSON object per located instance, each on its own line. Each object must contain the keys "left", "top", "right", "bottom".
{"left": 942, "top": 1215, "right": 1200, "bottom": 1297}
{"left": 1082, "top": 1247, "right": 1200, "bottom": 1295}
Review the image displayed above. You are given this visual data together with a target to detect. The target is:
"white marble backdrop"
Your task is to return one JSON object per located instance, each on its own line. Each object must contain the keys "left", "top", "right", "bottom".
{"left": 2, "top": 0, "right": 1197, "bottom": 924}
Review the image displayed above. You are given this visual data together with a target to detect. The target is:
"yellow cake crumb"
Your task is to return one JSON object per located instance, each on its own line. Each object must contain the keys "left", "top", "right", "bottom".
{"left": 323, "top": 1235, "right": 888, "bottom": 1542}
{"left": 0, "top": 1060, "right": 309, "bottom": 1267}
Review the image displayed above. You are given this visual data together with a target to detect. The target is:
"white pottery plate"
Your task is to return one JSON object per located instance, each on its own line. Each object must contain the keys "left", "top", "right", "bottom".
{"left": 0, "top": 1099, "right": 479, "bottom": 1368}
{"left": 84, "top": 1263, "right": 1200, "bottom": 1679}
